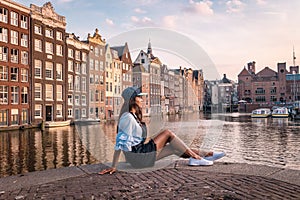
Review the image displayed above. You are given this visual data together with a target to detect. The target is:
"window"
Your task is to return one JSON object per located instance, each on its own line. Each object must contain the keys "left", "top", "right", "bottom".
{"left": 75, "top": 62, "right": 80, "bottom": 73}
{"left": 68, "top": 75, "right": 73, "bottom": 90}
{"left": 68, "top": 60, "right": 73, "bottom": 71}
{"left": 21, "top": 87, "right": 28, "bottom": 104}
{"left": 82, "top": 108, "right": 86, "bottom": 117}
{"left": 74, "top": 95, "right": 80, "bottom": 105}
{"left": 82, "top": 95, "right": 86, "bottom": 105}
{"left": 56, "top": 104, "right": 62, "bottom": 117}
{"left": 68, "top": 108, "right": 72, "bottom": 117}
{"left": 82, "top": 52, "right": 87, "bottom": 62}
{"left": 100, "top": 61, "right": 104, "bottom": 70}
{"left": 34, "top": 59, "right": 42, "bottom": 78}
{"left": 95, "top": 47, "right": 99, "bottom": 57}
{"left": 34, "top": 25, "right": 42, "bottom": 35}
{"left": 34, "top": 83, "right": 42, "bottom": 99}
{"left": 45, "top": 62, "right": 53, "bottom": 79}
{"left": 0, "top": 66, "right": 8, "bottom": 80}
{"left": 20, "top": 15, "right": 28, "bottom": 29}
{"left": 0, "top": 46, "right": 8, "bottom": 61}
{"left": 89, "top": 59, "right": 94, "bottom": 70}
{"left": 75, "top": 50, "right": 80, "bottom": 60}
{"left": 95, "top": 60, "right": 99, "bottom": 70}
{"left": 68, "top": 48, "right": 74, "bottom": 58}
{"left": 56, "top": 85, "right": 62, "bottom": 100}
{"left": 21, "top": 109, "right": 28, "bottom": 124}
{"left": 11, "top": 86, "right": 19, "bottom": 104}
{"left": 0, "top": 8, "right": 8, "bottom": 23}
{"left": 21, "top": 51, "right": 28, "bottom": 65}
{"left": 0, "top": 85, "right": 8, "bottom": 104}
{"left": 82, "top": 77, "right": 86, "bottom": 92}
{"left": 11, "top": 109, "right": 18, "bottom": 125}
{"left": 34, "top": 104, "right": 42, "bottom": 118}
{"left": 81, "top": 63, "right": 86, "bottom": 74}
{"left": 34, "top": 39, "right": 42, "bottom": 52}
{"left": 56, "top": 63, "right": 62, "bottom": 80}
{"left": 0, "top": 109, "right": 8, "bottom": 126}
{"left": 10, "top": 12, "right": 18, "bottom": 26}
{"left": 56, "top": 31, "right": 62, "bottom": 40}
{"left": 11, "top": 67, "right": 18, "bottom": 81}
{"left": 68, "top": 94, "right": 73, "bottom": 105}
{"left": 45, "top": 42, "right": 53, "bottom": 54}
{"left": 10, "top": 49, "right": 18, "bottom": 63}
{"left": 0, "top": 27, "right": 8, "bottom": 43}
{"left": 45, "top": 84, "right": 53, "bottom": 100}
{"left": 75, "top": 76, "right": 80, "bottom": 91}
{"left": 45, "top": 29, "right": 53, "bottom": 38}
{"left": 21, "top": 68, "right": 28, "bottom": 82}
{"left": 56, "top": 44, "right": 63, "bottom": 56}
{"left": 20, "top": 33, "right": 28, "bottom": 47}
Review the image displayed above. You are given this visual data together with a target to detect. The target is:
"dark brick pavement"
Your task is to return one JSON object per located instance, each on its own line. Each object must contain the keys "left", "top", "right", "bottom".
{"left": 0, "top": 161, "right": 300, "bottom": 200}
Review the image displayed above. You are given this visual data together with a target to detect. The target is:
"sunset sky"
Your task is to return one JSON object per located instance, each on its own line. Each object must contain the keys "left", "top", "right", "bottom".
{"left": 17, "top": 0, "right": 300, "bottom": 81}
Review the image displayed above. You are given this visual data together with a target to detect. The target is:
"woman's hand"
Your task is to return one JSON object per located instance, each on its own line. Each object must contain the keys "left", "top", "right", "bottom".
{"left": 98, "top": 167, "right": 117, "bottom": 175}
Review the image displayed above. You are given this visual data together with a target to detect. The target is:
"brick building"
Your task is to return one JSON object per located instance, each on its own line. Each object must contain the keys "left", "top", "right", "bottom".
{"left": 238, "top": 61, "right": 300, "bottom": 105}
{"left": 0, "top": 0, "right": 30, "bottom": 128}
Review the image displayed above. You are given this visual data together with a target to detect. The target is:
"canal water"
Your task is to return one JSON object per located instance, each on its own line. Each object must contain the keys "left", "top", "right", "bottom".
{"left": 0, "top": 113, "right": 299, "bottom": 177}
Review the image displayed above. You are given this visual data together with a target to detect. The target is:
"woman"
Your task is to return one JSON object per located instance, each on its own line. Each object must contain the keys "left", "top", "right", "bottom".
{"left": 99, "top": 86, "right": 225, "bottom": 174}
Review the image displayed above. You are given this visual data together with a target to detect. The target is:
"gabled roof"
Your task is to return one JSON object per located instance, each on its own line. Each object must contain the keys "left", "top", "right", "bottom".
{"left": 256, "top": 67, "right": 277, "bottom": 77}
{"left": 238, "top": 67, "right": 251, "bottom": 76}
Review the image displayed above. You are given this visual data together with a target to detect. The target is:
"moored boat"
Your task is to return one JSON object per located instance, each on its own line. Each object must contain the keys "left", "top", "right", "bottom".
{"left": 251, "top": 108, "right": 271, "bottom": 118}
{"left": 45, "top": 120, "right": 71, "bottom": 128}
{"left": 271, "top": 107, "right": 289, "bottom": 118}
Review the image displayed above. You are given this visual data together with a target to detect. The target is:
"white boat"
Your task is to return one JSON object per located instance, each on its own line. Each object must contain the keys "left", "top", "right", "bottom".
{"left": 272, "top": 107, "right": 289, "bottom": 118}
{"left": 45, "top": 120, "right": 71, "bottom": 128}
{"left": 251, "top": 108, "right": 271, "bottom": 118}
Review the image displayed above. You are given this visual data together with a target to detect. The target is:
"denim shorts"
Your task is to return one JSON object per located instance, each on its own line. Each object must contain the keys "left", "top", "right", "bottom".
{"left": 123, "top": 139, "right": 157, "bottom": 168}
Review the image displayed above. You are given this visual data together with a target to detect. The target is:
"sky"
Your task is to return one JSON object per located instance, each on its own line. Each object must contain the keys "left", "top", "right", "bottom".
{"left": 16, "top": 0, "right": 300, "bottom": 81}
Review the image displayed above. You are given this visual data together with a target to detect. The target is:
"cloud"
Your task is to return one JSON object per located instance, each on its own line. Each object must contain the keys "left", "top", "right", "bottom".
{"left": 184, "top": 0, "right": 214, "bottom": 16}
{"left": 163, "top": 15, "right": 178, "bottom": 28}
{"left": 131, "top": 16, "right": 140, "bottom": 23}
{"left": 56, "top": 0, "right": 74, "bottom": 3}
{"left": 134, "top": 8, "right": 147, "bottom": 14}
{"left": 130, "top": 16, "right": 155, "bottom": 26}
{"left": 256, "top": 0, "right": 267, "bottom": 5}
{"left": 105, "top": 18, "right": 114, "bottom": 26}
{"left": 226, "top": 0, "right": 245, "bottom": 13}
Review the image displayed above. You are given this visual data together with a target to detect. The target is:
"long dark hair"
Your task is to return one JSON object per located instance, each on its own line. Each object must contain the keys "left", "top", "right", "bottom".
{"left": 119, "top": 97, "right": 143, "bottom": 122}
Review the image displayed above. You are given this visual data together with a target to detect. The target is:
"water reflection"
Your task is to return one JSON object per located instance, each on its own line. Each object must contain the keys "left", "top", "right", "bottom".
{"left": 0, "top": 113, "right": 299, "bottom": 178}
{"left": 0, "top": 126, "right": 96, "bottom": 178}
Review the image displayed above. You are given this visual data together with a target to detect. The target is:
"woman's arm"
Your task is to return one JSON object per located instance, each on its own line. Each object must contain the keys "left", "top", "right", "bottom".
{"left": 98, "top": 150, "right": 121, "bottom": 175}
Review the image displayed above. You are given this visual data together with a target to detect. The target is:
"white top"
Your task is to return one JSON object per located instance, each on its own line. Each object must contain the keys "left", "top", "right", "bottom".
{"left": 114, "top": 112, "right": 143, "bottom": 152}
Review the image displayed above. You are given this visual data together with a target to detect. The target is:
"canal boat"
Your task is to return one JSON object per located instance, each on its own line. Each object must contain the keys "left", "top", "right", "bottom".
{"left": 251, "top": 108, "right": 271, "bottom": 118}
{"left": 45, "top": 120, "right": 71, "bottom": 128}
{"left": 271, "top": 107, "right": 289, "bottom": 118}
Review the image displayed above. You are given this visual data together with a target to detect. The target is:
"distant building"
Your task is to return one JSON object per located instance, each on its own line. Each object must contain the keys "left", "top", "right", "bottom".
{"left": 204, "top": 74, "right": 236, "bottom": 113}
{"left": 66, "top": 33, "right": 89, "bottom": 121}
{"left": 84, "top": 28, "right": 106, "bottom": 120}
{"left": 238, "top": 61, "right": 300, "bottom": 105}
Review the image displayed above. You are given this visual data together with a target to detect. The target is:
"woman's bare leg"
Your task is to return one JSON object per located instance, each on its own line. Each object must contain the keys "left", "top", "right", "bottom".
{"left": 153, "top": 129, "right": 201, "bottom": 159}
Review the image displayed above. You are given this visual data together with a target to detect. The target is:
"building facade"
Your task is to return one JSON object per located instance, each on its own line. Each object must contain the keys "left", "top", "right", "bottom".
{"left": 238, "top": 61, "right": 300, "bottom": 105}
{"left": 84, "top": 29, "right": 106, "bottom": 120}
{"left": 30, "top": 2, "right": 67, "bottom": 125}
{"left": 66, "top": 33, "right": 89, "bottom": 121}
{"left": 0, "top": 0, "right": 30, "bottom": 128}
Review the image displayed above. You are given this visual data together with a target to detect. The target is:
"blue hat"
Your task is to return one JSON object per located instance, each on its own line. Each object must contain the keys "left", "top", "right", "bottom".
{"left": 121, "top": 86, "right": 147, "bottom": 101}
